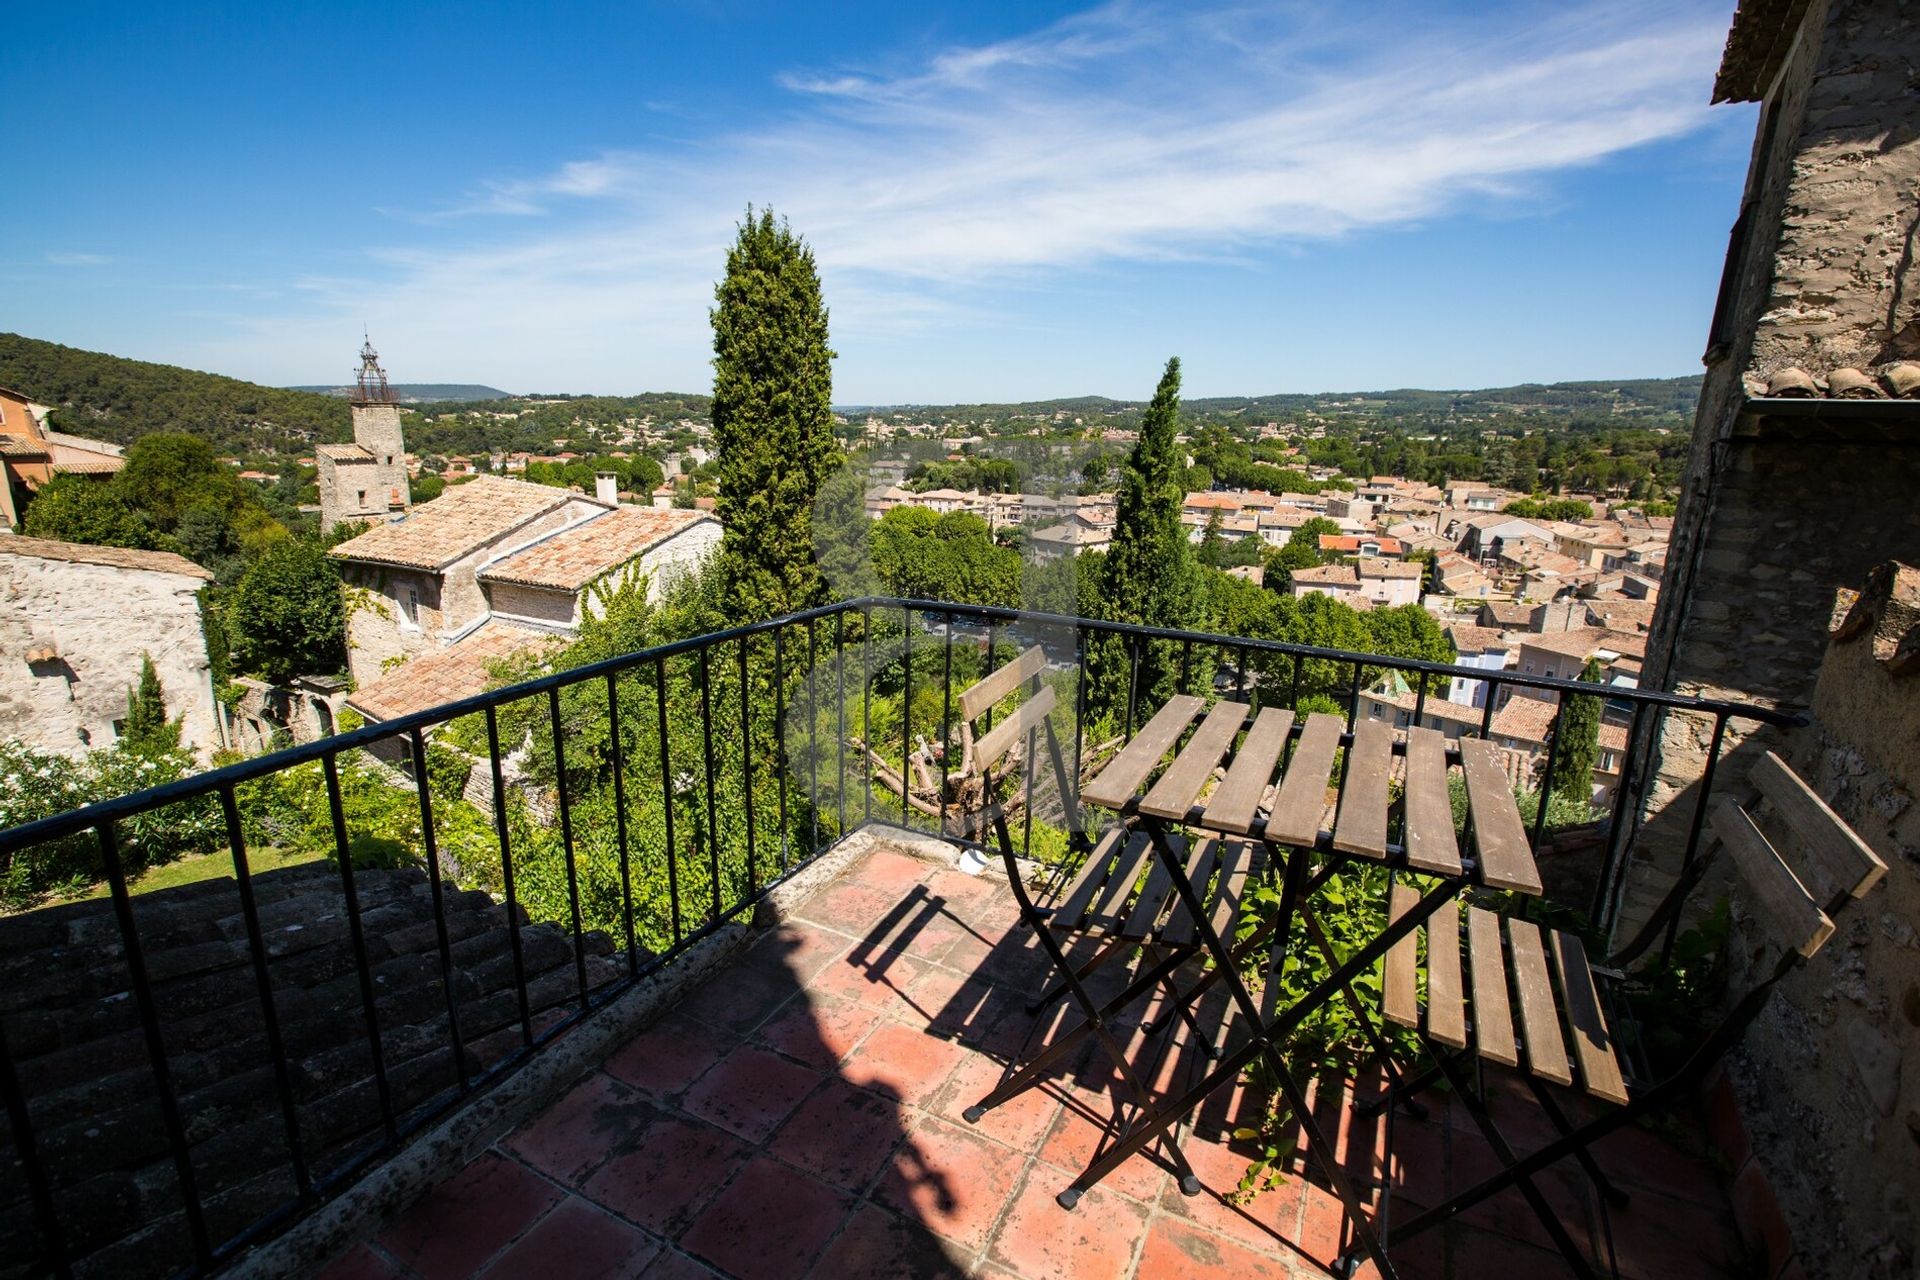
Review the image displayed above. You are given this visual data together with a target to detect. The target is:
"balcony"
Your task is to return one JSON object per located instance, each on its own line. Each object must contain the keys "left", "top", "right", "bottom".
{"left": 0, "top": 599, "right": 1793, "bottom": 1279}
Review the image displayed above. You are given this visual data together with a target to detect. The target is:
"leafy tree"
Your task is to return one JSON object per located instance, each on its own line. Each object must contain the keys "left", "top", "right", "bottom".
{"left": 1502, "top": 496, "right": 1593, "bottom": 522}
{"left": 21, "top": 474, "right": 168, "bottom": 549}
{"left": 1544, "top": 657, "right": 1605, "bottom": 804}
{"left": 869, "top": 507, "right": 1021, "bottom": 607}
{"left": 227, "top": 539, "right": 347, "bottom": 682}
{"left": 113, "top": 432, "right": 244, "bottom": 530}
{"left": 710, "top": 208, "right": 840, "bottom": 621}
{"left": 1091, "top": 358, "right": 1207, "bottom": 719}
{"left": 122, "top": 654, "right": 182, "bottom": 754}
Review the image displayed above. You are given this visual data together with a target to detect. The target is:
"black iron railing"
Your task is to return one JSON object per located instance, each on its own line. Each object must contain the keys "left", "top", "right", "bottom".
{"left": 0, "top": 597, "right": 1798, "bottom": 1278}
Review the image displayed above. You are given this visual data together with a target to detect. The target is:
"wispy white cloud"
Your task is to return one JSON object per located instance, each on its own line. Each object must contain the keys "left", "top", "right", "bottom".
{"left": 198, "top": 0, "right": 1733, "bottom": 391}
{"left": 47, "top": 251, "right": 112, "bottom": 266}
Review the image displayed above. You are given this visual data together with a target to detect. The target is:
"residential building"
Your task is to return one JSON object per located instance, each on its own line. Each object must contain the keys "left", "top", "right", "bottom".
{"left": 1355, "top": 557, "right": 1422, "bottom": 607}
{"left": 1289, "top": 562, "right": 1362, "bottom": 605}
{"left": 0, "top": 537, "right": 218, "bottom": 755}
{"left": 1442, "top": 622, "right": 1515, "bottom": 709}
{"left": 0, "top": 384, "right": 125, "bottom": 530}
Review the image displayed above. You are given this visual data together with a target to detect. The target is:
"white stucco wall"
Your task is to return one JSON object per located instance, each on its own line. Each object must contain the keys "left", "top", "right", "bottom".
{"left": 0, "top": 556, "right": 217, "bottom": 756}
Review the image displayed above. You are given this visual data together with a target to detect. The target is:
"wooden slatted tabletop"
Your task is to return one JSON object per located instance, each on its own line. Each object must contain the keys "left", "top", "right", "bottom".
{"left": 1079, "top": 699, "right": 1542, "bottom": 895}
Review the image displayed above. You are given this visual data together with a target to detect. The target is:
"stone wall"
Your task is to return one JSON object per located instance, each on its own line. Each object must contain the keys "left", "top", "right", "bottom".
{"left": 1622, "top": 0, "right": 1920, "bottom": 938}
{"left": 1725, "top": 562, "right": 1920, "bottom": 1279}
{"left": 0, "top": 556, "right": 219, "bottom": 756}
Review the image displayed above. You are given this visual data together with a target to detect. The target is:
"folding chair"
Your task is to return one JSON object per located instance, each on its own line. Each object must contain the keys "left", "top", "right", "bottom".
{"left": 1349, "top": 750, "right": 1887, "bottom": 1279}
{"left": 955, "top": 653, "right": 1257, "bottom": 1197}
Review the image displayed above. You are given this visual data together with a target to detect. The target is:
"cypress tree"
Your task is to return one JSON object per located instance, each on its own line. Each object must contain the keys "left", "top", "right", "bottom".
{"left": 123, "top": 654, "right": 180, "bottom": 754}
{"left": 710, "top": 208, "right": 840, "bottom": 623}
{"left": 1546, "top": 657, "right": 1605, "bottom": 805}
{"left": 1089, "top": 358, "right": 1205, "bottom": 721}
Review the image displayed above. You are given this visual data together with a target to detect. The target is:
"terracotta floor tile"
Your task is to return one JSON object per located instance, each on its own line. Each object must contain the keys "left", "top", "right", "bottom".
{"left": 752, "top": 990, "right": 886, "bottom": 1070}
{"left": 932, "top": 1052, "right": 1067, "bottom": 1153}
{"left": 1036, "top": 1096, "right": 1176, "bottom": 1206}
{"left": 1137, "top": 1214, "right": 1293, "bottom": 1279}
{"left": 377, "top": 1151, "right": 563, "bottom": 1279}
{"left": 844, "top": 1021, "right": 973, "bottom": 1109}
{"left": 847, "top": 882, "right": 973, "bottom": 966}
{"left": 680, "top": 1043, "right": 823, "bottom": 1143}
{"left": 856, "top": 847, "right": 942, "bottom": 891}
{"left": 797, "top": 879, "right": 910, "bottom": 936}
{"left": 602, "top": 1013, "right": 737, "bottom": 1101}
{"left": 581, "top": 1114, "right": 752, "bottom": 1238}
{"left": 875, "top": 1115, "right": 1027, "bottom": 1254}
{"left": 637, "top": 1248, "right": 722, "bottom": 1278}
{"left": 768, "top": 1076, "right": 911, "bottom": 1191}
{"left": 680, "top": 1156, "right": 853, "bottom": 1280}
{"left": 502, "top": 1071, "right": 654, "bottom": 1186}
{"left": 803, "top": 1201, "right": 970, "bottom": 1280}
{"left": 672, "top": 962, "right": 798, "bottom": 1036}
{"left": 1609, "top": 1182, "right": 1747, "bottom": 1280}
{"left": 477, "top": 1196, "right": 661, "bottom": 1280}
{"left": 737, "top": 920, "right": 856, "bottom": 986}
{"left": 987, "top": 1162, "right": 1151, "bottom": 1280}
{"left": 312, "top": 1245, "right": 403, "bottom": 1280}
{"left": 807, "top": 948, "right": 929, "bottom": 1012}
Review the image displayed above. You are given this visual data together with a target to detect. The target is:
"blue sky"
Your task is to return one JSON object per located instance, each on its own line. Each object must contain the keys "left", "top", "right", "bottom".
{"left": 2, "top": 1, "right": 1756, "bottom": 402}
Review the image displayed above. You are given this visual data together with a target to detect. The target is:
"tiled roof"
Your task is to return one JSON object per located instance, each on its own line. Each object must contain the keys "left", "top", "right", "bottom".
{"left": 1292, "top": 563, "right": 1357, "bottom": 586}
{"left": 480, "top": 507, "right": 716, "bottom": 591}
{"left": 50, "top": 458, "right": 124, "bottom": 476}
{"left": 0, "top": 436, "right": 49, "bottom": 458}
{"left": 317, "top": 443, "right": 374, "bottom": 460}
{"left": 1518, "top": 627, "right": 1649, "bottom": 663}
{"left": 330, "top": 476, "right": 582, "bottom": 571}
{"left": 347, "top": 621, "right": 558, "bottom": 722}
{"left": 1358, "top": 557, "right": 1421, "bottom": 580}
{"left": 0, "top": 534, "right": 212, "bottom": 580}
{"left": 1445, "top": 623, "right": 1512, "bottom": 653}
{"left": 1491, "top": 693, "right": 1558, "bottom": 746}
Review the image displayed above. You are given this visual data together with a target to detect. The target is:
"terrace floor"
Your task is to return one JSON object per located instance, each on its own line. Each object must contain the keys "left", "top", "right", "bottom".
{"left": 318, "top": 839, "right": 1752, "bottom": 1280}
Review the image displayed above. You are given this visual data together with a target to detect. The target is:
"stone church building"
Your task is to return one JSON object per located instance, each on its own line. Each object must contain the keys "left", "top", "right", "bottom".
{"left": 316, "top": 339, "right": 412, "bottom": 534}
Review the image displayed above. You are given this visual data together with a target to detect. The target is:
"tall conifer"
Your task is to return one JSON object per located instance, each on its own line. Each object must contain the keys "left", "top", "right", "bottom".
{"left": 1546, "top": 657, "right": 1605, "bottom": 805}
{"left": 710, "top": 208, "right": 839, "bottom": 622}
{"left": 1090, "top": 358, "right": 1205, "bottom": 720}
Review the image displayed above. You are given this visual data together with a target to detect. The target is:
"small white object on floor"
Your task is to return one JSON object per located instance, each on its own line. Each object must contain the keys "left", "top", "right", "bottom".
{"left": 955, "top": 846, "right": 991, "bottom": 876}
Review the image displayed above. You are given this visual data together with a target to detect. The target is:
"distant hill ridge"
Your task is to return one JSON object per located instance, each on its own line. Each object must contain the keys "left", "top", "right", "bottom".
{"left": 0, "top": 333, "right": 1700, "bottom": 461}
{"left": 289, "top": 383, "right": 514, "bottom": 403}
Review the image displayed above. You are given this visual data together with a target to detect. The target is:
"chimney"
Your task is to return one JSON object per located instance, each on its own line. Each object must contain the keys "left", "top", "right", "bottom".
{"left": 653, "top": 485, "right": 673, "bottom": 510}
{"left": 595, "top": 472, "right": 619, "bottom": 505}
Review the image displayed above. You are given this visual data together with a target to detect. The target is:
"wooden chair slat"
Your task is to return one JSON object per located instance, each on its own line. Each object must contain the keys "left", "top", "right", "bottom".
{"left": 1750, "top": 751, "right": 1888, "bottom": 901}
{"left": 1202, "top": 708, "right": 1293, "bottom": 834}
{"left": 1141, "top": 700, "right": 1248, "bottom": 820}
{"left": 1120, "top": 834, "right": 1185, "bottom": 939}
{"left": 1506, "top": 918, "right": 1573, "bottom": 1087}
{"left": 1426, "top": 896, "right": 1467, "bottom": 1048}
{"left": 1333, "top": 717, "right": 1394, "bottom": 860}
{"left": 1159, "top": 838, "right": 1220, "bottom": 947}
{"left": 1382, "top": 881, "right": 1421, "bottom": 1028}
{"left": 958, "top": 645, "right": 1047, "bottom": 723}
{"left": 1403, "top": 727, "right": 1463, "bottom": 877}
{"left": 974, "top": 684, "right": 1057, "bottom": 774}
{"left": 1053, "top": 827, "right": 1133, "bottom": 931}
{"left": 1265, "top": 712, "right": 1342, "bottom": 847}
{"left": 1460, "top": 737, "right": 1542, "bottom": 894}
{"left": 1082, "top": 695, "right": 1205, "bottom": 809}
{"left": 1549, "top": 929, "right": 1630, "bottom": 1105}
{"left": 1080, "top": 829, "right": 1155, "bottom": 932}
{"left": 1466, "top": 907, "right": 1519, "bottom": 1067}
{"left": 1711, "top": 800, "right": 1836, "bottom": 958}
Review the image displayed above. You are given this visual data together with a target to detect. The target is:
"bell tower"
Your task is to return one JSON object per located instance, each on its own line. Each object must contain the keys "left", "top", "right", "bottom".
{"left": 319, "top": 337, "right": 413, "bottom": 533}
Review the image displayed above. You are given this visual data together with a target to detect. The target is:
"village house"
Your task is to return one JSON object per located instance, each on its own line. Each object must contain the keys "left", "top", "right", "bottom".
{"left": 1318, "top": 533, "right": 1406, "bottom": 559}
{"left": 1354, "top": 556, "right": 1422, "bottom": 607}
{"left": 1443, "top": 621, "right": 1516, "bottom": 709}
{"left": 329, "top": 475, "right": 720, "bottom": 723}
{"left": 1459, "top": 512, "right": 1554, "bottom": 562}
{"left": 0, "top": 384, "right": 125, "bottom": 530}
{"left": 1288, "top": 562, "right": 1362, "bottom": 606}
{"left": 0, "top": 537, "right": 219, "bottom": 756}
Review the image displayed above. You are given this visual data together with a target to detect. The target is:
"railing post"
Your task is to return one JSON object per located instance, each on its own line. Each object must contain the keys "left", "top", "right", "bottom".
{"left": 699, "top": 646, "right": 721, "bottom": 922}
{"left": 655, "top": 656, "right": 682, "bottom": 946}
{"left": 1592, "top": 701, "right": 1650, "bottom": 928}
{"left": 484, "top": 706, "right": 535, "bottom": 1043}
{"left": 1531, "top": 694, "right": 1568, "bottom": 853}
{"left": 407, "top": 731, "right": 473, "bottom": 1088}
{"left": 603, "top": 675, "right": 639, "bottom": 974}
{"left": 774, "top": 625, "right": 790, "bottom": 875}
{"left": 939, "top": 611, "right": 954, "bottom": 837}
{"left": 739, "top": 635, "right": 757, "bottom": 897}
{"left": 902, "top": 605, "right": 913, "bottom": 827}
{"left": 323, "top": 753, "right": 401, "bottom": 1134}
{"left": 547, "top": 687, "right": 590, "bottom": 1009}
{"left": 862, "top": 605, "right": 874, "bottom": 828}
{"left": 836, "top": 609, "right": 848, "bottom": 840}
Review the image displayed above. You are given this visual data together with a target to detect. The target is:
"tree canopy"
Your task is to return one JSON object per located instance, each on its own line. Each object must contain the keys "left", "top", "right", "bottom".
{"left": 226, "top": 539, "right": 348, "bottom": 683}
{"left": 710, "top": 208, "right": 840, "bottom": 623}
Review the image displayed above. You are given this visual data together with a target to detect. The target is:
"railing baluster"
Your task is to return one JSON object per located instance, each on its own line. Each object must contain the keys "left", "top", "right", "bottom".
{"left": 655, "top": 657, "right": 682, "bottom": 946}
{"left": 1072, "top": 627, "right": 1089, "bottom": 794}
{"left": 1125, "top": 633, "right": 1142, "bottom": 736}
{"left": 1346, "top": 657, "right": 1362, "bottom": 729}
{"left": 1592, "top": 701, "right": 1649, "bottom": 926}
{"left": 0, "top": 1015, "right": 69, "bottom": 1279}
{"left": 484, "top": 706, "right": 535, "bottom": 1043}
{"left": 604, "top": 676, "right": 639, "bottom": 976}
{"left": 806, "top": 616, "right": 820, "bottom": 852}
{"left": 548, "top": 688, "right": 590, "bottom": 1009}
{"left": 863, "top": 605, "right": 874, "bottom": 828}
{"left": 699, "top": 647, "right": 720, "bottom": 922}
{"left": 1179, "top": 638, "right": 1194, "bottom": 696}
{"left": 1661, "top": 710, "right": 1730, "bottom": 963}
{"left": 407, "top": 731, "right": 471, "bottom": 1091}
{"left": 983, "top": 621, "right": 998, "bottom": 731}
{"left": 323, "top": 754, "right": 401, "bottom": 1139}
{"left": 775, "top": 624, "right": 790, "bottom": 874}
{"left": 939, "top": 611, "right": 954, "bottom": 837}
{"left": 739, "top": 635, "right": 757, "bottom": 898}
{"left": 219, "top": 782, "right": 313, "bottom": 1189}
{"left": 902, "top": 606, "right": 913, "bottom": 827}
{"left": 1234, "top": 643, "right": 1249, "bottom": 703}
{"left": 835, "top": 610, "right": 848, "bottom": 840}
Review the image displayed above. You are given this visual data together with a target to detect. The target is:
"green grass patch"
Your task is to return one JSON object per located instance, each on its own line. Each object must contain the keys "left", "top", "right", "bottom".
{"left": 79, "top": 845, "right": 324, "bottom": 900}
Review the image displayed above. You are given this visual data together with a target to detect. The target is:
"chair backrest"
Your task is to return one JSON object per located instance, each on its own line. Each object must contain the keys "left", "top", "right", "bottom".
{"left": 956, "top": 646, "right": 1054, "bottom": 781}
{"left": 1707, "top": 750, "right": 1886, "bottom": 959}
